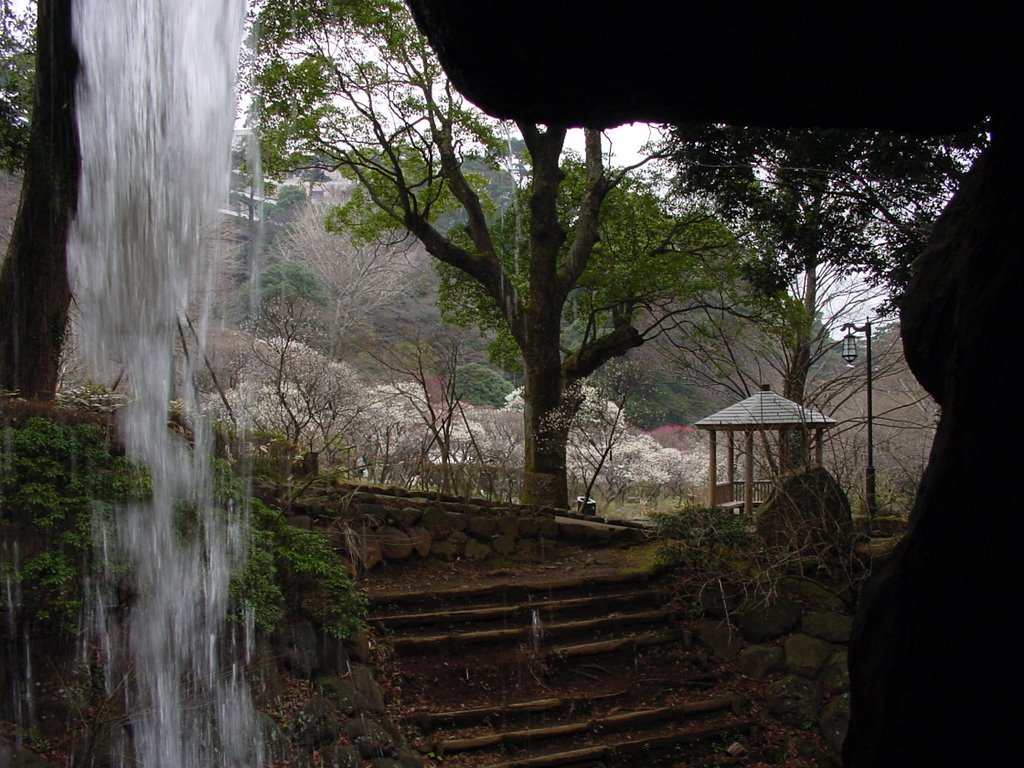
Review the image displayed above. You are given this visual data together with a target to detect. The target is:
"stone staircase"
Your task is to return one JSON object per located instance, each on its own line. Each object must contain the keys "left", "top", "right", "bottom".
{"left": 367, "top": 567, "right": 755, "bottom": 767}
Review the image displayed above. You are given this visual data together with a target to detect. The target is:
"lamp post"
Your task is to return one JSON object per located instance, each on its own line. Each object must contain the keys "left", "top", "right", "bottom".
{"left": 841, "top": 320, "right": 876, "bottom": 517}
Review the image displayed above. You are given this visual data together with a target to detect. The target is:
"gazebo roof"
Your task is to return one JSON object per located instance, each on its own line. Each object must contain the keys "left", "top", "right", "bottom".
{"left": 694, "top": 388, "right": 836, "bottom": 431}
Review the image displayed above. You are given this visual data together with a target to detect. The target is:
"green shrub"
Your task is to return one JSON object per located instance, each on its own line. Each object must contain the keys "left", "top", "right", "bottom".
{"left": 0, "top": 417, "right": 148, "bottom": 632}
{"left": 231, "top": 499, "right": 366, "bottom": 639}
{"left": 650, "top": 504, "right": 755, "bottom": 571}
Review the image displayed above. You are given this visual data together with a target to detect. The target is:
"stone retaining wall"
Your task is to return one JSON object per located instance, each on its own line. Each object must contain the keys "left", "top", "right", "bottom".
{"left": 696, "top": 585, "right": 853, "bottom": 764}
{"left": 273, "top": 482, "right": 646, "bottom": 572}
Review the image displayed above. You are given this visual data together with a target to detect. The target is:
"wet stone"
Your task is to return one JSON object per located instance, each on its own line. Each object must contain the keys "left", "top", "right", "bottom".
{"left": 314, "top": 675, "right": 361, "bottom": 716}
{"left": 344, "top": 717, "right": 398, "bottom": 759}
{"left": 350, "top": 662, "right": 386, "bottom": 713}
{"left": 291, "top": 695, "right": 340, "bottom": 751}
{"left": 256, "top": 711, "right": 290, "bottom": 763}
{"left": 320, "top": 744, "right": 362, "bottom": 768}
{"left": 281, "top": 620, "right": 320, "bottom": 676}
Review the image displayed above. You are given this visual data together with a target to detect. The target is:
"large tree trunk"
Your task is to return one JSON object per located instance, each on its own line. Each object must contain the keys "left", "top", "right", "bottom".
{"left": 520, "top": 291, "right": 573, "bottom": 508}
{"left": 0, "top": 0, "right": 80, "bottom": 399}
{"left": 845, "top": 119, "right": 1020, "bottom": 768}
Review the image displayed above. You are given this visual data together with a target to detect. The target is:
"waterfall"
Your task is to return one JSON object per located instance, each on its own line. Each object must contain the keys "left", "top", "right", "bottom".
{"left": 68, "top": 1, "right": 259, "bottom": 766}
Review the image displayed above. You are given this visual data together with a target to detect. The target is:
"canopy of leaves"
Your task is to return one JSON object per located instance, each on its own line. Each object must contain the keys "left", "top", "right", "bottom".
{"left": 259, "top": 259, "right": 327, "bottom": 307}
{"left": 662, "top": 124, "right": 988, "bottom": 304}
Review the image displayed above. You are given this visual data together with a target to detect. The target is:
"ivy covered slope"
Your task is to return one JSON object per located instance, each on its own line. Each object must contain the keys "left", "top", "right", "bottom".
{"left": 0, "top": 413, "right": 364, "bottom": 642}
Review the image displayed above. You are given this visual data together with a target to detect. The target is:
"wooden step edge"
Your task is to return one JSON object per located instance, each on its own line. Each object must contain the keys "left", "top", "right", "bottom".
{"left": 538, "top": 609, "right": 677, "bottom": 638}
{"left": 369, "top": 569, "right": 660, "bottom": 607}
{"left": 484, "top": 744, "right": 610, "bottom": 768}
{"left": 390, "top": 610, "right": 679, "bottom": 652}
{"left": 371, "top": 604, "right": 518, "bottom": 627}
{"left": 434, "top": 698, "right": 745, "bottom": 753}
{"left": 411, "top": 688, "right": 630, "bottom": 731}
{"left": 391, "top": 626, "right": 527, "bottom": 651}
{"left": 437, "top": 722, "right": 588, "bottom": 754}
{"left": 546, "top": 628, "right": 684, "bottom": 659}
{"left": 373, "top": 588, "right": 668, "bottom": 626}
{"left": 532, "top": 589, "right": 668, "bottom": 612}
{"left": 388, "top": 607, "right": 676, "bottom": 645}
{"left": 480, "top": 718, "right": 755, "bottom": 768}
{"left": 612, "top": 718, "right": 757, "bottom": 754}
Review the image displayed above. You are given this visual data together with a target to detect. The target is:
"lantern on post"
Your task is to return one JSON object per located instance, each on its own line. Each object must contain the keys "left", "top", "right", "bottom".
{"left": 840, "top": 321, "right": 876, "bottom": 516}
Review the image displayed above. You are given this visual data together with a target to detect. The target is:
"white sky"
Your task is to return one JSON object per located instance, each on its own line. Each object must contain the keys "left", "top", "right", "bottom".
{"left": 565, "top": 123, "right": 664, "bottom": 167}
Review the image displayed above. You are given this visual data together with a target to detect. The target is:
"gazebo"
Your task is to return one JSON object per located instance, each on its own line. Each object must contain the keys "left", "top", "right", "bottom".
{"left": 694, "top": 385, "right": 836, "bottom": 514}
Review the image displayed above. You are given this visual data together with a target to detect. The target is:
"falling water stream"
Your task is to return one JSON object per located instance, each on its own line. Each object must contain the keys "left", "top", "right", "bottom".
{"left": 68, "top": 1, "right": 259, "bottom": 765}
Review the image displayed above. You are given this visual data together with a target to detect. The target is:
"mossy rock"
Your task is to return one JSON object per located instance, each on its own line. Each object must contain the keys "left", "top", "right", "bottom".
{"left": 784, "top": 633, "right": 834, "bottom": 678}
{"left": 737, "top": 644, "right": 786, "bottom": 679}
{"left": 735, "top": 599, "right": 802, "bottom": 642}
{"left": 766, "top": 674, "right": 822, "bottom": 727}
{"left": 803, "top": 611, "right": 852, "bottom": 643}
{"left": 819, "top": 649, "right": 850, "bottom": 694}
{"left": 819, "top": 692, "right": 851, "bottom": 763}
{"left": 698, "top": 619, "right": 745, "bottom": 660}
{"left": 757, "top": 466, "right": 853, "bottom": 565}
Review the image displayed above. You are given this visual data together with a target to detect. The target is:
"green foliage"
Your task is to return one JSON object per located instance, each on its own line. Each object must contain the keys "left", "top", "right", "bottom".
{"left": 1, "top": 418, "right": 147, "bottom": 527}
{"left": 650, "top": 504, "right": 755, "bottom": 573}
{"left": 663, "top": 123, "right": 988, "bottom": 304}
{"left": 259, "top": 260, "right": 328, "bottom": 308}
{"left": 0, "top": 417, "right": 148, "bottom": 633}
{"left": 232, "top": 499, "right": 366, "bottom": 639}
{"left": 0, "top": 1, "right": 34, "bottom": 171}
{"left": 455, "top": 363, "right": 513, "bottom": 408}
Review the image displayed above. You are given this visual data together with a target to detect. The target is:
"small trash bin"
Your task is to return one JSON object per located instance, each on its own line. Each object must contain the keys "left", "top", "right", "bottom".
{"left": 576, "top": 496, "right": 597, "bottom": 516}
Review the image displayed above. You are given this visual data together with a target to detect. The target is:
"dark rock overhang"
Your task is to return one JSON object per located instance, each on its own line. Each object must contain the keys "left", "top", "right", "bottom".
{"left": 406, "top": 0, "right": 1007, "bottom": 133}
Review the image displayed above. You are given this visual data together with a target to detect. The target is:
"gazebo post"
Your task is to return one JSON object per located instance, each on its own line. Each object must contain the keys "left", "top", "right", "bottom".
{"left": 707, "top": 429, "right": 717, "bottom": 507}
{"left": 727, "top": 432, "right": 735, "bottom": 486}
{"left": 815, "top": 428, "right": 824, "bottom": 466}
{"left": 744, "top": 429, "right": 754, "bottom": 514}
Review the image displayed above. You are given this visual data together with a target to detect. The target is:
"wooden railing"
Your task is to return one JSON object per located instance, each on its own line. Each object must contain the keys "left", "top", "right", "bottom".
{"left": 713, "top": 480, "right": 773, "bottom": 507}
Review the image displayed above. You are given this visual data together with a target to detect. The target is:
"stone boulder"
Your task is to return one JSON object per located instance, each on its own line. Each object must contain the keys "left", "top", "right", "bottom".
{"left": 756, "top": 467, "right": 853, "bottom": 568}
